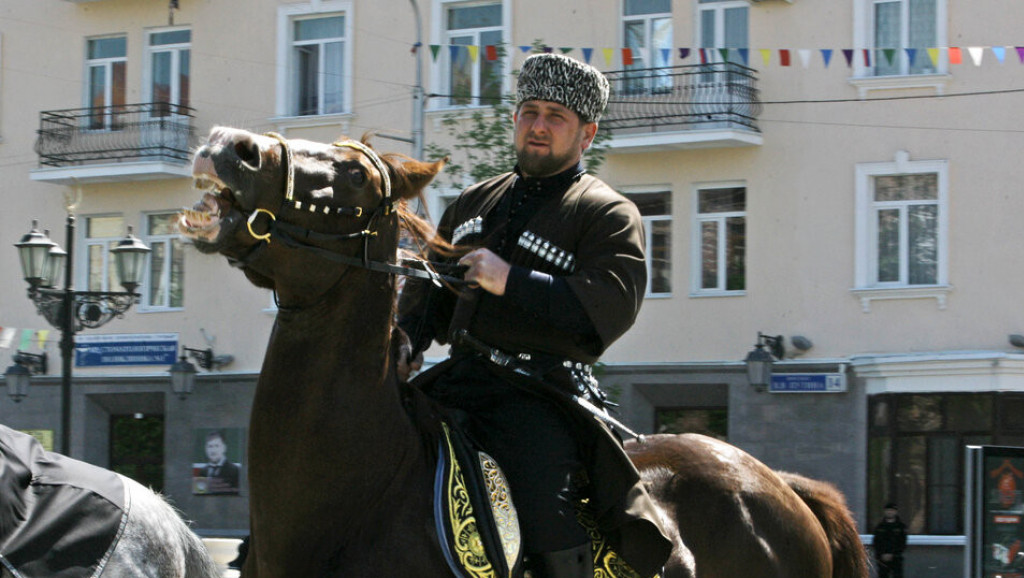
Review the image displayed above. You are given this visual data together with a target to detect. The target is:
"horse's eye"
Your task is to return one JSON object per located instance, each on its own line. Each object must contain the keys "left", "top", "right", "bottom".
{"left": 347, "top": 167, "right": 367, "bottom": 187}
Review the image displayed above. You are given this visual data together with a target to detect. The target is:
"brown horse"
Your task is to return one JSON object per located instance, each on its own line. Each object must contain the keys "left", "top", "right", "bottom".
{"left": 179, "top": 127, "right": 868, "bottom": 578}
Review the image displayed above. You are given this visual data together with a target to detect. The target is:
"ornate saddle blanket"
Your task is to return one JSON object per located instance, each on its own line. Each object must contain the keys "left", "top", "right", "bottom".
{"left": 0, "top": 425, "right": 127, "bottom": 578}
{"left": 434, "top": 420, "right": 522, "bottom": 578}
{"left": 408, "top": 376, "right": 657, "bottom": 578}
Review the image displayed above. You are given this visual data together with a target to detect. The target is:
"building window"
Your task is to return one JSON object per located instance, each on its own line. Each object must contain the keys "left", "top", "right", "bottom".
{"left": 872, "top": 0, "right": 939, "bottom": 76}
{"left": 440, "top": 1, "right": 503, "bottom": 107}
{"left": 853, "top": 0, "right": 947, "bottom": 82}
{"left": 144, "top": 213, "right": 184, "bottom": 310}
{"left": 693, "top": 185, "right": 744, "bottom": 294}
{"left": 86, "top": 36, "right": 127, "bottom": 130}
{"left": 656, "top": 407, "right": 727, "bottom": 439}
{"left": 867, "top": 393, "right": 1024, "bottom": 534}
{"left": 83, "top": 215, "right": 125, "bottom": 291}
{"left": 146, "top": 28, "right": 191, "bottom": 116}
{"left": 697, "top": 0, "right": 748, "bottom": 65}
{"left": 625, "top": 191, "right": 671, "bottom": 297}
{"left": 855, "top": 152, "right": 947, "bottom": 290}
{"left": 277, "top": 3, "right": 352, "bottom": 118}
{"left": 623, "top": 0, "right": 672, "bottom": 92}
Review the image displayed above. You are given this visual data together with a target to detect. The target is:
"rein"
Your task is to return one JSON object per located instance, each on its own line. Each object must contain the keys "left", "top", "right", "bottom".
{"left": 231, "top": 133, "right": 467, "bottom": 287}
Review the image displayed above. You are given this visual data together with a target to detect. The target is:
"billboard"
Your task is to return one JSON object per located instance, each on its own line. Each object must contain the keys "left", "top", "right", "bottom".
{"left": 967, "top": 446, "right": 1024, "bottom": 577}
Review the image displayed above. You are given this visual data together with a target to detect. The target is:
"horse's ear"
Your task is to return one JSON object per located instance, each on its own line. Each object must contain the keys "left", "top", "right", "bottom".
{"left": 385, "top": 155, "right": 448, "bottom": 200}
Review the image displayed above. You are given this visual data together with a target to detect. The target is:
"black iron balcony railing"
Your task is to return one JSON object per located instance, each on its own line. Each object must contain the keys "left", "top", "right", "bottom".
{"left": 602, "top": 62, "right": 762, "bottom": 134}
{"left": 35, "top": 102, "right": 197, "bottom": 168}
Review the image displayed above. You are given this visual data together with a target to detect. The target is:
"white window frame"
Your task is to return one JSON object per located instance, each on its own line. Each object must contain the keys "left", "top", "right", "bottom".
{"left": 850, "top": 0, "right": 949, "bottom": 96}
{"left": 141, "top": 212, "right": 185, "bottom": 312}
{"left": 144, "top": 27, "right": 191, "bottom": 116}
{"left": 853, "top": 151, "right": 950, "bottom": 312}
{"left": 622, "top": 0, "right": 673, "bottom": 70}
{"left": 690, "top": 182, "right": 745, "bottom": 297}
{"left": 623, "top": 188, "right": 673, "bottom": 298}
{"left": 79, "top": 214, "right": 125, "bottom": 292}
{"left": 84, "top": 35, "right": 127, "bottom": 130}
{"left": 275, "top": 1, "right": 354, "bottom": 120}
{"left": 696, "top": 0, "right": 748, "bottom": 57}
{"left": 429, "top": 0, "right": 510, "bottom": 110}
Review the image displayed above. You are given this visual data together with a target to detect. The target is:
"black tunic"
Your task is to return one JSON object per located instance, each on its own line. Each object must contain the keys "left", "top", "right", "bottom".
{"left": 399, "top": 164, "right": 671, "bottom": 576}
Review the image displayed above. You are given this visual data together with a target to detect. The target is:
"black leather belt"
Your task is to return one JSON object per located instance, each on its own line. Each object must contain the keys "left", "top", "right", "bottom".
{"left": 452, "top": 330, "right": 607, "bottom": 405}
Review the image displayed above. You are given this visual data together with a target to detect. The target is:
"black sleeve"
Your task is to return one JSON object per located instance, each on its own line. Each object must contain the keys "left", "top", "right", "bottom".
{"left": 504, "top": 266, "right": 597, "bottom": 335}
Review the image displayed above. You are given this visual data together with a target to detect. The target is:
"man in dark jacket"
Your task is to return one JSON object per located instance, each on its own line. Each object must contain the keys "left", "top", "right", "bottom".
{"left": 397, "top": 53, "right": 671, "bottom": 578}
{"left": 872, "top": 502, "right": 908, "bottom": 578}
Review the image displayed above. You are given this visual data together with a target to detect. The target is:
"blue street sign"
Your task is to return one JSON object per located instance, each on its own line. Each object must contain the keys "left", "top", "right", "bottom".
{"left": 75, "top": 333, "right": 179, "bottom": 367}
{"left": 769, "top": 373, "right": 846, "bottom": 393}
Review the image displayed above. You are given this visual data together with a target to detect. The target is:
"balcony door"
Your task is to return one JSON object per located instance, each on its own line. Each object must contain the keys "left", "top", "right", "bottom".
{"left": 697, "top": 0, "right": 753, "bottom": 127}
{"left": 146, "top": 28, "right": 191, "bottom": 118}
{"left": 85, "top": 36, "right": 126, "bottom": 130}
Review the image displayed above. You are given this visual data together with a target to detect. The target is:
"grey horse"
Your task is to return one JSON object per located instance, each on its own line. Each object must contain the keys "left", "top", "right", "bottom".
{"left": 0, "top": 425, "right": 219, "bottom": 578}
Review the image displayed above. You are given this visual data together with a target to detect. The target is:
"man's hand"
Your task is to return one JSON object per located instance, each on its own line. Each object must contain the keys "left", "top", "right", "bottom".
{"left": 394, "top": 327, "right": 423, "bottom": 382}
{"left": 459, "top": 248, "right": 511, "bottom": 296}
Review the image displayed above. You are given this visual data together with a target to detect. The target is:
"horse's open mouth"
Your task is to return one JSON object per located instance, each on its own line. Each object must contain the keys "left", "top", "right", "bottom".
{"left": 178, "top": 178, "right": 236, "bottom": 241}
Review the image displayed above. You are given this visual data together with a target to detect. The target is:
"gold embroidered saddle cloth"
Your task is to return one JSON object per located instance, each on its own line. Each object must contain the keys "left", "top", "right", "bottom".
{"left": 433, "top": 421, "right": 653, "bottom": 578}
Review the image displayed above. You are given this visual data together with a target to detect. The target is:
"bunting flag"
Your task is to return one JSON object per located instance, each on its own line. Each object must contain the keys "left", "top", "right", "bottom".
{"left": 660, "top": 48, "right": 672, "bottom": 66}
{"left": 798, "top": 49, "right": 812, "bottom": 68}
{"left": 19, "top": 329, "right": 33, "bottom": 351}
{"left": 0, "top": 328, "right": 15, "bottom": 349}
{"left": 968, "top": 46, "right": 984, "bottom": 66}
{"left": 36, "top": 330, "right": 49, "bottom": 349}
{"left": 418, "top": 42, "right": 1024, "bottom": 71}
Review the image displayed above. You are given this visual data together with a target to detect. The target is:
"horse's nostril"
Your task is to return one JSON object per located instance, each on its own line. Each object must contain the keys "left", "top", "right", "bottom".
{"left": 234, "top": 141, "right": 261, "bottom": 169}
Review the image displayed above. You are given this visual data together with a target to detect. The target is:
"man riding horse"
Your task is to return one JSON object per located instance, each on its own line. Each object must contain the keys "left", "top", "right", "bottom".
{"left": 398, "top": 53, "right": 673, "bottom": 578}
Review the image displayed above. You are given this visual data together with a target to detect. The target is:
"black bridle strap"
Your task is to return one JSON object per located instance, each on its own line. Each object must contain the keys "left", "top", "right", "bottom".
{"left": 268, "top": 222, "right": 470, "bottom": 286}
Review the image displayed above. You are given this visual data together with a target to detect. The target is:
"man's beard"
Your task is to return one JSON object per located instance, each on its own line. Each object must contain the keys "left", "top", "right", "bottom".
{"left": 517, "top": 149, "right": 565, "bottom": 177}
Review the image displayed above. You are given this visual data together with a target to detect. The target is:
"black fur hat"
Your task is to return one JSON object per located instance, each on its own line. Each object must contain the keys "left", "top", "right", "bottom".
{"left": 516, "top": 53, "right": 610, "bottom": 123}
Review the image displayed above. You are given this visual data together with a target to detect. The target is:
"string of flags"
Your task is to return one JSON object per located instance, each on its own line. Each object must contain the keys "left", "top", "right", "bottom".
{"left": 421, "top": 43, "right": 1024, "bottom": 69}
{"left": 0, "top": 327, "right": 52, "bottom": 353}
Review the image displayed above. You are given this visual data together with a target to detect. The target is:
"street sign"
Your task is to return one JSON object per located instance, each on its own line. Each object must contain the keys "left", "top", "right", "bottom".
{"left": 75, "top": 333, "right": 179, "bottom": 367}
{"left": 769, "top": 373, "right": 847, "bottom": 393}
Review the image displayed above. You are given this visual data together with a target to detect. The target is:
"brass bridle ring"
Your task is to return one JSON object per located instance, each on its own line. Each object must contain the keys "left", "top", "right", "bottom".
{"left": 247, "top": 208, "right": 277, "bottom": 243}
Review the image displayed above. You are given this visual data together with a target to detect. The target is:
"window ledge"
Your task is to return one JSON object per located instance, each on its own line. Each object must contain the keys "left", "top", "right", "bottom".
{"left": 850, "top": 285, "right": 953, "bottom": 313}
{"left": 269, "top": 113, "right": 354, "bottom": 133}
{"left": 848, "top": 73, "right": 952, "bottom": 98}
{"left": 689, "top": 290, "right": 746, "bottom": 299}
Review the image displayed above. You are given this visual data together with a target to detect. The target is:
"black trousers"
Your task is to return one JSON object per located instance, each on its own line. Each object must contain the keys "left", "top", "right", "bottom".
{"left": 427, "top": 356, "right": 590, "bottom": 553}
{"left": 875, "top": 555, "right": 903, "bottom": 578}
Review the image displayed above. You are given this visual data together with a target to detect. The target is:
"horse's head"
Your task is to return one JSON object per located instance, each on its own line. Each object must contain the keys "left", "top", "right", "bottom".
{"left": 179, "top": 127, "right": 445, "bottom": 299}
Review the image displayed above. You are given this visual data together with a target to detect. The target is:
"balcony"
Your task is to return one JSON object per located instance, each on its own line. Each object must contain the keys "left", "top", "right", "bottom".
{"left": 602, "top": 62, "right": 763, "bottom": 152}
{"left": 31, "top": 103, "right": 197, "bottom": 185}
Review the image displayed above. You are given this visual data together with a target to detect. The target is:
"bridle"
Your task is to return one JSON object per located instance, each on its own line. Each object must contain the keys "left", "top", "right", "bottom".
{"left": 228, "top": 132, "right": 465, "bottom": 287}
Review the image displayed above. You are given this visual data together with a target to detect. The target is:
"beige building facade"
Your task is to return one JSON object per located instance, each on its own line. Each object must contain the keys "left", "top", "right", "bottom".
{"left": 2, "top": 1, "right": 1024, "bottom": 574}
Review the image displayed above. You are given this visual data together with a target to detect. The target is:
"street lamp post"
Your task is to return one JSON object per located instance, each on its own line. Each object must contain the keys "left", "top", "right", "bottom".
{"left": 14, "top": 214, "right": 150, "bottom": 456}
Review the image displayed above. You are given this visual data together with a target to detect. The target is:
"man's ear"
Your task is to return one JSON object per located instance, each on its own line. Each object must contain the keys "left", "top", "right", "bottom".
{"left": 581, "top": 122, "right": 599, "bottom": 151}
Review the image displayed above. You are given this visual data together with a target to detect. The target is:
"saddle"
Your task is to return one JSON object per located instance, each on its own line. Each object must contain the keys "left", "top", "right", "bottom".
{"left": 406, "top": 383, "right": 654, "bottom": 578}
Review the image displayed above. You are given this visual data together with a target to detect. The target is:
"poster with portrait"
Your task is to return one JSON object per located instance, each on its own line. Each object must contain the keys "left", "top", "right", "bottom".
{"left": 967, "top": 446, "right": 1024, "bottom": 578}
{"left": 192, "top": 428, "right": 244, "bottom": 495}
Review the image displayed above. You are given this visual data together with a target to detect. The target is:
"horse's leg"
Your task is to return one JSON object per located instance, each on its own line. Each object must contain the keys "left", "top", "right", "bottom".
{"left": 101, "top": 476, "right": 220, "bottom": 578}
